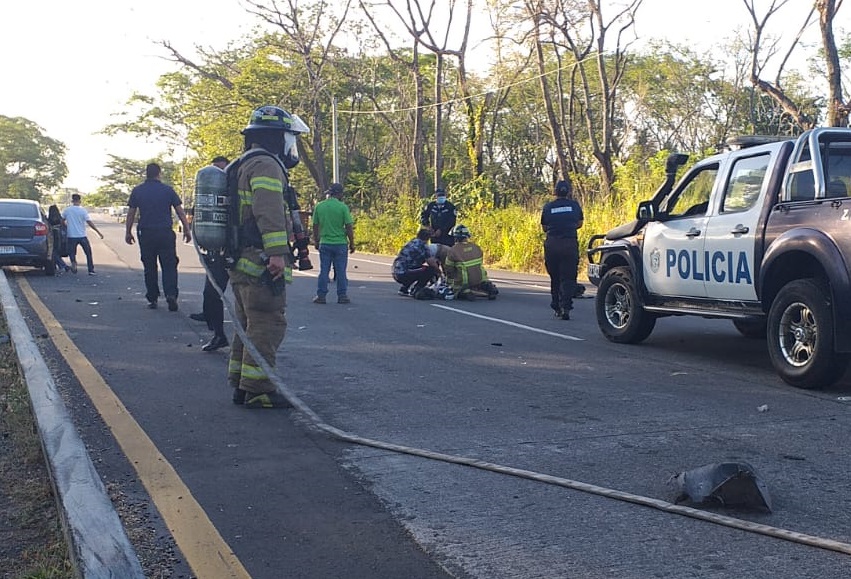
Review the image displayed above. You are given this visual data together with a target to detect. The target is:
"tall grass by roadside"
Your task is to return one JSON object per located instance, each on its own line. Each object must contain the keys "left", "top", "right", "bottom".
{"left": 352, "top": 150, "right": 673, "bottom": 275}
{"left": 0, "top": 315, "right": 73, "bottom": 578}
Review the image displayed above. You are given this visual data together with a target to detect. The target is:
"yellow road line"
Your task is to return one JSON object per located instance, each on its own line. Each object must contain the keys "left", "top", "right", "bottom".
{"left": 18, "top": 277, "right": 251, "bottom": 579}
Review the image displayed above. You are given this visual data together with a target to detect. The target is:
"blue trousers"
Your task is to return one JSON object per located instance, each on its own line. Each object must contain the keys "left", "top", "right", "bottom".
{"left": 67, "top": 236, "right": 94, "bottom": 273}
{"left": 317, "top": 244, "right": 349, "bottom": 297}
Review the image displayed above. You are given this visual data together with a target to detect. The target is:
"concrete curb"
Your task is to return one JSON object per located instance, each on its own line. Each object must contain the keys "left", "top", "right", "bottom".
{"left": 0, "top": 271, "right": 144, "bottom": 578}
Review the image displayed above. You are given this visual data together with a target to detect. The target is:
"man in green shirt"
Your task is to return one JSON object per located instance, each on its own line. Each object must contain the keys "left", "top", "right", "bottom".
{"left": 312, "top": 183, "right": 355, "bottom": 304}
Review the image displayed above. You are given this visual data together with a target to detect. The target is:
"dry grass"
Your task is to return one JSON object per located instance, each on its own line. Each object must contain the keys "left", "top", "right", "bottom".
{"left": 0, "top": 314, "right": 73, "bottom": 579}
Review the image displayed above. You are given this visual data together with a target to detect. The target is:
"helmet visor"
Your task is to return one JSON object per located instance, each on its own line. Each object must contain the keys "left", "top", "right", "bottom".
{"left": 289, "top": 114, "right": 310, "bottom": 134}
{"left": 282, "top": 132, "right": 300, "bottom": 169}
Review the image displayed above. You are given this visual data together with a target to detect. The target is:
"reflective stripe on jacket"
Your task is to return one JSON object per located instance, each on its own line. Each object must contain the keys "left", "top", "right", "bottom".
{"left": 232, "top": 149, "right": 293, "bottom": 280}
{"left": 445, "top": 241, "right": 488, "bottom": 290}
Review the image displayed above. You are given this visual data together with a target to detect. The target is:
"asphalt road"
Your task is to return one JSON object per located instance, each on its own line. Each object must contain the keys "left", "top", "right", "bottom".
{"left": 7, "top": 214, "right": 851, "bottom": 578}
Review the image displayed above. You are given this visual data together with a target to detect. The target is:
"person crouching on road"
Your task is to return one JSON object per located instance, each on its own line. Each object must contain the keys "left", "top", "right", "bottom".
{"left": 541, "top": 178, "right": 584, "bottom": 320}
{"left": 392, "top": 228, "right": 440, "bottom": 298}
{"left": 444, "top": 224, "right": 498, "bottom": 300}
{"left": 228, "top": 105, "right": 308, "bottom": 409}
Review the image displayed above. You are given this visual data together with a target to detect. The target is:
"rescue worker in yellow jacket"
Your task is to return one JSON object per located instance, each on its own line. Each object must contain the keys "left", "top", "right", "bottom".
{"left": 229, "top": 105, "right": 309, "bottom": 408}
{"left": 444, "top": 225, "right": 498, "bottom": 300}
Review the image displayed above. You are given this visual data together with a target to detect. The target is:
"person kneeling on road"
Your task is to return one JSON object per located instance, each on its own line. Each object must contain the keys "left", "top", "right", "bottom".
{"left": 443, "top": 225, "right": 498, "bottom": 300}
{"left": 392, "top": 228, "right": 440, "bottom": 299}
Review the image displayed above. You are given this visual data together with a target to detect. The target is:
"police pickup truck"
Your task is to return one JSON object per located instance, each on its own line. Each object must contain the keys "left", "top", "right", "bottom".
{"left": 586, "top": 128, "right": 851, "bottom": 389}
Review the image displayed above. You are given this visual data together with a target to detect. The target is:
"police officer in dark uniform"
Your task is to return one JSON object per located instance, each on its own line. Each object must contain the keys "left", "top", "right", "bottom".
{"left": 541, "top": 178, "right": 584, "bottom": 320}
{"left": 125, "top": 163, "right": 192, "bottom": 311}
{"left": 420, "top": 187, "right": 457, "bottom": 246}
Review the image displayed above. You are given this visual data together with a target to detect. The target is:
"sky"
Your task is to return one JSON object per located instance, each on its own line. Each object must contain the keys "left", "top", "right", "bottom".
{"left": 1, "top": 0, "right": 825, "bottom": 193}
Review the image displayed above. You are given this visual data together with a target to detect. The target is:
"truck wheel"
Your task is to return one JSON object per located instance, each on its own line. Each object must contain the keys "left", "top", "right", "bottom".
{"left": 732, "top": 318, "right": 767, "bottom": 339}
{"left": 596, "top": 266, "right": 656, "bottom": 344}
{"left": 767, "top": 278, "right": 849, "bottom": 389}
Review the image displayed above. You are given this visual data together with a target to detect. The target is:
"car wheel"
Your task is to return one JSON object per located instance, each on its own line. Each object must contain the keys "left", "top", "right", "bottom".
{"left": 767, "top": 278, "right": 849, "bottom": 389}
{"left": 44, "top": 259, "right": 55, "bottom": 276}
{"left": 732, "top": 318, "right": 767, "bottom": 339}
{"left": 596, "top": 266, "right": 656, "bottom": 344}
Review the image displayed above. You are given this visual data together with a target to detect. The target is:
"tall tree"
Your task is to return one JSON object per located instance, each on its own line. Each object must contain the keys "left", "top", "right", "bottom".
{"left": 0, "top": 116, "right": 67, "bottom": 201}
{"left": 742, "top": 0, "right": 849, "bottom": 128}
{"left": 743, "top": 0, "right": 819, "bottom": 129}
{"left": 526, "top": 0, "right": 642, "bottom": 196}
{"left": 361, "top": 0, "right": 482, "bottom": 191}
{"left": 244, "top": 0, "right": 354, "bottom": 192}
{"left": 359, "top": 1, "right": 431, "bottom": 198}
{"left": 815, "top": 0, "right": 848, "bottom": 126}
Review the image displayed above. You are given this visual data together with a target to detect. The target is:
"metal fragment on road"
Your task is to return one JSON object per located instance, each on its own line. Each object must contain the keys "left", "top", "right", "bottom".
{"left": 669, "top": 462, "right": 772, "bottom": 512}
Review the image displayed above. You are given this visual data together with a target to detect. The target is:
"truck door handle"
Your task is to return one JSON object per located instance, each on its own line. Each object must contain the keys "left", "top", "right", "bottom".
{"left": 685, "top": 227, "right": 701, "bottom": 238}
{"left": 730, "top": 224, "right": 749, "bottom": 235}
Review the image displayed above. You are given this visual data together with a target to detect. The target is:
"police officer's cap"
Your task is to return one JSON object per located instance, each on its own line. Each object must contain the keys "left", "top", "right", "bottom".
{"left": 555, "top": 179, "right": 572, "bottom": 196}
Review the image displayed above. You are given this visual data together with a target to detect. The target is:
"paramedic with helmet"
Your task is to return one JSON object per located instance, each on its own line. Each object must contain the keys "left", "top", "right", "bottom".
{"left": 229, "top": 105, "right": 309, "bottom": 408}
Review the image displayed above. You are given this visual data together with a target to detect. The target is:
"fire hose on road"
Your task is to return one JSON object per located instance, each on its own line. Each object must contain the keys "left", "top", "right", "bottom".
{"left": 198, "top": 242, "right": 851, "bottom": 558}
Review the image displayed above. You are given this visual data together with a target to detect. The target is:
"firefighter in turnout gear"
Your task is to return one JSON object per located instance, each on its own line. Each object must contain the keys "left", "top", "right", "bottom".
{"left": 444, "top": 225, "right": 498, "bottom": 300}
{"left": 229, "top": 105, "right": 309, "bottom": 408}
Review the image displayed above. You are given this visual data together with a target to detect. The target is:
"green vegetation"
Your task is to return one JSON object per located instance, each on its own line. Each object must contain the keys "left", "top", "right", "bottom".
{"left": 0, "top": 116, "right": 67, "bottom": 201}
{"left": 0, "top": 316, "right": 73, "bottom": 578}
{"left": 2, "top": 3, "right": 845, "bottom": 276}
{"left": 355, "top": 149, "right": 675, "bottom": 273}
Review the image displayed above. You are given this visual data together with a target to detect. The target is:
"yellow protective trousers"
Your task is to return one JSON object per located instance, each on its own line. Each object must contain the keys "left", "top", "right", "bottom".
{"left": 228, "top": 278, "right": 287, "bottom": 394}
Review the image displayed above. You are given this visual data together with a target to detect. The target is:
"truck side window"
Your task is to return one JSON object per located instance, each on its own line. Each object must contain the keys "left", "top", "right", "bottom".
{"left": 788, "top": 171, "right": 815, "bottom": 202}
{"left": 824, "top": 142, "right": 851, "bottom": 198}
{"left": 664, "top": 166, "right": 717, "bottom": 218}
{"left": 721, "top": 154, "right": 769, "bottom": 213}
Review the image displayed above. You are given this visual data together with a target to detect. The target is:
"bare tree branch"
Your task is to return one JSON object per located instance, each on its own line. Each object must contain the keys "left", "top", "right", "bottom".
{"left": 159, "top": 41, "right": 234, "bottom": 90}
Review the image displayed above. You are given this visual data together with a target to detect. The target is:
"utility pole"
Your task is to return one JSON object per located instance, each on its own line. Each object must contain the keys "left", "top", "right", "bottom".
{"left": 434, "top": 53, "right": 444, "bottom": 193}
{"left": 332, "top": 95, "right": 339, "bottom": 183}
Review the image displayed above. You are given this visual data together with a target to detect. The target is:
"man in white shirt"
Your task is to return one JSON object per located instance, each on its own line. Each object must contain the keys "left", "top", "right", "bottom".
{"left": 62, "top": 194, "right": 104, "bottom": 275}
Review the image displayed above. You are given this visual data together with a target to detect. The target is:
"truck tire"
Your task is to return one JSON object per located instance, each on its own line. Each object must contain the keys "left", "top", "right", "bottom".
{"left": 596, "top": 266, "right": 656, "bottom": 344}
{"left": 767, "top": 278, "right": 849, "bottom": 389}
{"left": 732, "top": 318, "right": 767, "bottom": 339}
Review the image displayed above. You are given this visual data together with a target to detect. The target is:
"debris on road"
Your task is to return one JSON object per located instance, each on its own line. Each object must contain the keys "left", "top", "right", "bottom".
{"left": 669, "top": 462, "right": 772, "bottom": 512}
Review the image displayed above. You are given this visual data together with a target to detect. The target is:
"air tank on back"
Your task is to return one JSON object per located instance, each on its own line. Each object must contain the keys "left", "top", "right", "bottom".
{"left": 193, "top": 164, "right": 228, "bottom": 252}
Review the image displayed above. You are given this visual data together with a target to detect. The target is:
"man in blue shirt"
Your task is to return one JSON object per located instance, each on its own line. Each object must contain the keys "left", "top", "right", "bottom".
{"left": 541, "top": 178, "right": 583, "bottom": 320}
{"left": 125, "top": 163, "right": 192, "bottom": 311}
{"left": 392, "top": 228, "right": 440, "bottom": 298}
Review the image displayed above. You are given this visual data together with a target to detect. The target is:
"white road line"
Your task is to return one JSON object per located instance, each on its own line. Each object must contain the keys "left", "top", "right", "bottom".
{"left": 431, "top": 304, "right": 584, "bottom": 341}
{"left": 349, "top": 256, "right": 392, "bottom": 266}
{"left": 488, "top": 277, "right": 550, "bottom": 290}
